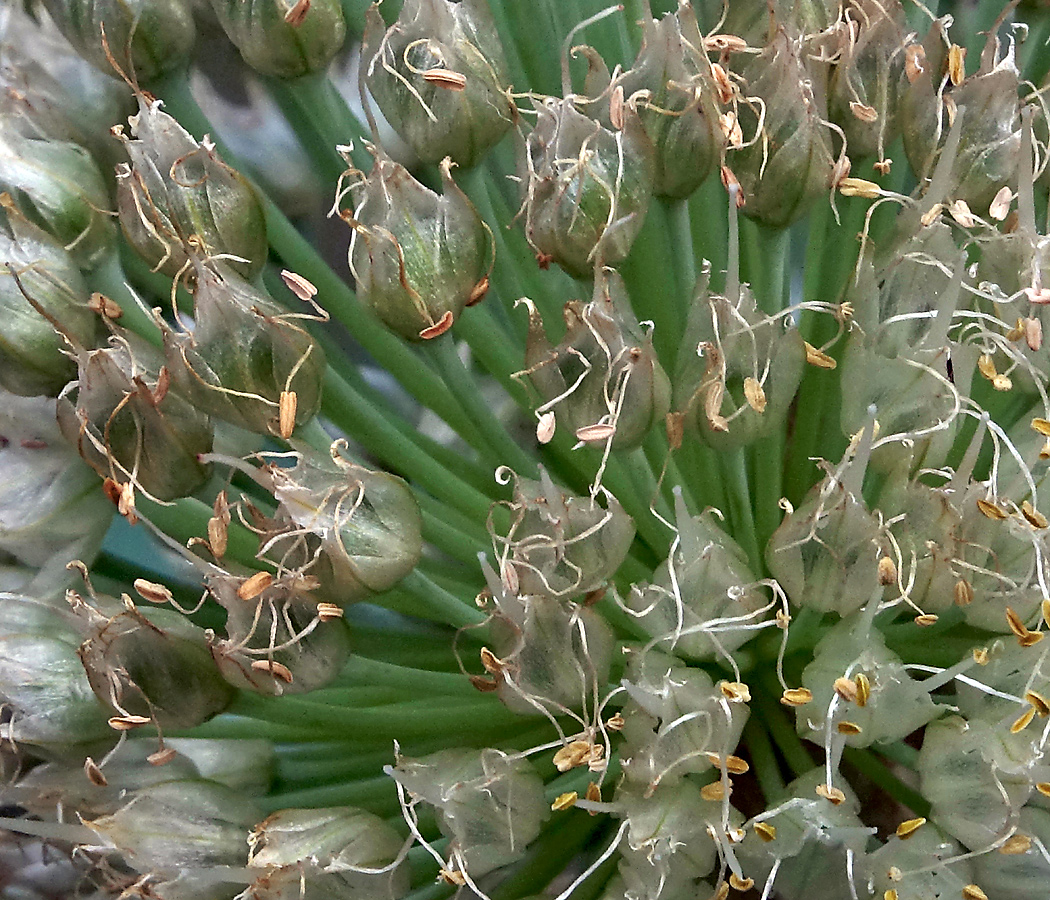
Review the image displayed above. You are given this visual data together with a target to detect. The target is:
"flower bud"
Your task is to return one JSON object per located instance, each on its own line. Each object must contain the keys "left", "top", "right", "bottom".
{"left": 261, "top": 442, "right": 422, "bottom": 604}
{"left": 0, "top": 594, "right": 112, "bottom": 757}
{"left": 918, "top": 715, "right": 1035, "bottom": 851}
{"left": 72, "top": 593, "right": 235, "bottom": 731}
{"left": 84, "top": 778, "right": 259, "bottom": 876}
{"left": 864, "top": 825, "right": 973, "bottom": 900}
{"left": 0, "top": 388, "right": 112, "bottom": 574}
{"left": 971, "top": 806, "right": 1050, "bottom": 899}
{"left": 522, "top": 268, "right": 670, "bottom": 451}
{"left": 347, "top": 152, "right": 490, "bottom": 341}
{"left": 207, "top": 572, "right": 351, "bottom": 696}
{"left": 826, "top": 0, "right": 907, "bottom": 163}
{"left": 363, "top": 0, "right": 515, "bottom": 168}
{"left": 605, "top": 2, "right": 723, "bottom": 198}
{"left": 164, "top": 259, "right": 325, "bottom": 437}
{"left": 40, "top": 0, "right": 195, "bottom": 85}
{"left": 766, "top": 446, "right": 889, "bottom": 616}
{"left": 735, "top": 768, "right": 870, "bottom": 900}
{"left": 619, "top": 653, "right": 748, "bottom": 790}
{"left": 57, "top": 327, "right": 214, "bottom": 502}
{"left": 247, "top": 806, "right": 409, "bottom": 900}
{"left": 625, "top": 491, "right": 765, "bottom": 661}
{"left": 386, "top": 747, "right": 548, "bottom": 878}
{"left": 166, "top": 738, "right": 275, "bottom": 795}
{"left": 726, "top": 30, "right": 836, "bottom": 227}
{"left": 519, "top": 97, "right": 654, "bottom": 277}
{"left": 488, "top": 593, "right": 614, "bottom": 716}
{"left": 719, "top": 0, "right": 840, "bottom": 45}
{"left": 902, "top": 23, "right": 1022, "bottom": 211}
{"left": 209, "top": 0, "right": 345, "bottom": 80}
{"left": 612, "top": 779, "right": 718, "bottom": 896}
{"left": 674, "top": 266, "right": 806, "bottom": 451}
{"left": 798, "top": 610, "right": 942, "bottom": 748}
{"left": 492, "top": 467, "right": 635, "bottom": 598}
{"left": 0, "top": 203, "right": 96, "bottom": 397}
{"left": 116, "top": 95, "right": 268, "bottom": 280}
{"left": 0, "top": 127, "right": 115, "bottom": 270}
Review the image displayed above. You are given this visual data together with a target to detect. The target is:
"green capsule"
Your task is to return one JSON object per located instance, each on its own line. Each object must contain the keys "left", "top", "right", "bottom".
{"left": 58, "top": 327, "right": 214, "bottom": 502}
{"left": 363, "top": 0, "right": 515, "bottom": 168}
{"left": 164, "top": 259, "right": 325, "bottom": 437}
{"left": 347, "top": 152, "right": 490, "bottom": 341}
{"left": 209, "top": 0, "right": 345, "bottom": 79}
{"left": 40, "top": 0, "right": 195, "bottom": 84}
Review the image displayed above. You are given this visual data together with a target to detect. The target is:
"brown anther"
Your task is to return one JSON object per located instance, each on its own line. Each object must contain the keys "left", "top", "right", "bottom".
{"left": 947, "top": 199, "right": 976, "bottom": 228}
{"left": 719, "top": 111, "right": 743, "bottom": 147}
{"left": 720, "top": 166, "right": 745, "bottom": 206}
{"left": 781, "top": 687, "right": 813, "bottom": 707}
{"left": 536, "top": 411, "right": 556, "bottom": 444}
{"left": 1022, "top": 501, "right": 1048, "bottom": 529}
{"left": 134, "top": 578, "right": 173, "bottom": 605}
{"left": 207, "top": 516, "right": 228, "bottom": 559}
{"left": 884, "top": 891, "right": 898, "bottom": 900}
{"left": 962, "top": 886, "right": 988, "bottom": 900}
{"left": 743, "top": 376, "right": 766, "bottom": 413}
{"left": 1020, "top": 631, "right": 1045, "bottom": 648}
{"left": 999, "top": 834, "right": 1032, "bottom": 855}
{"left": 905, "top": 44, "right": 926, "bottom": 82}
{"left": 238, "top": 572, "right": 274, "bottom": 601}
{"left": 877, "top": 556, "right": 897, "bottom": 585}
{"left": 705, "top": 34, "right": 748, "bottom": 53}
{"left": 895, "top": 817, "right": 926, "bottom": 839}
{"left": 989, "top": 186, "right": 1013, "bottom": 220}
{"left": 914, "top": 614, "right": 939, "bottom": 627}
{"left": 469, "top": 675, "right": 498, "bottom": 692}
{"left": 705, "top": 753, "right": 749, "bottom": 775}
{"left": 283, "top": 0, "right": 310, "bottom": 25}
{"left": 1006, "top": 318, "right": 1026, "bottom": 342}
{"left": 480, "top": 647, "right": 503, "bottom": 675}
{"left": 1027, "top": 690, "right": 1050, "bottom": 717}
{"left": 849, "top": 102, "right": 878, "bottom": 122}
{"left": 839, "top": 177, "right": 881, "bottom": 199}
{"left": 419, "top": 310, "right": 454, "bottom": 339}
{"left": 423, "top": 68, "right": 467, "bottom": 91}
{"left": 711, "top": 883, "right": 730, "bottom": 900}
{"left": 754, "top": 821, "right": 777, "bottom": 842}
{"left": 728, "top": 873, "right": 753, "bottom": 892}
{"left": 977, "top": 353, "right": 998, "bottom": 382}
{"left": 551, "top": 791, "right": 578, "bottom": 811}
{"left": 947, "top": 44, "right": 966, "bottom": 85}
{"left": 1036, "top": 782, "right": 1050, "bottom": 797}
{"left": 1011, "top": 706, "right": 1036, "bottom": 734}
{"left": 276, "top": 390, "right": 297, "bottom": 439}
{"left": 439, "top": 868, "right": 467, "bottom": 886}
{"left": 720, "top": 681, "right": 750, "bottom": 702}
{"left": 816, "top": 783, "right": 846, "bottom": 804}
{"left": 148, "top": 747, "right": 178, "bottom": 766}
{"left": 467, "top": 276, "right": 489, "bottom": 306}
{"left": 251, "top": 659, "right": 294, "bottom": 683}
{"left": 803, "top": 341, "right": 837, "bottom": 369}
{"left": 606, "top": 712, "right": 625, "bottom": 731}
{"left": 280, "top": 269, "right": 318, "bottom": 300}
{"left": 575, "top": 423, "right": 617, "bottom": 443}
{"left": 954, "top": 579, "right": 974, "bottom": 606}
{"left": 710, "top": 62, "right": 734, "bottom": 104}
{"left": 609, "top": 85, "right": 625, "bottom": 130}
{"left": 108, "top": 714, "right": 151, "bottom": 731}
{"left": 834, "top": 677, "right": 859, "bottom": 703}
{"left": 1006, "top": 606, "right": 1029, "bottom": 638}
{"left": 855, "top": 673, "right": 871, "bottom": 707}
{"left": 88, "top": 291, "right": 122, "bottom": 319}
{"left": 586, "top": 782, "right": 601, "bottom": 803}
{"left": 553, "top": 740, "right": 598, "bottom": 772}
{"left": 701, "top": 781, "right": 729, "bottom": 801}
{"left": 973, "top": 647, "right": 990, "bottom": 665}
{"left": 977, "top": 498, "right": 1008, "bottom": 520}
{"left": 1025, "top": 317, "right": 1043, "bottom": 351}
{"left": 920, "top": 203, "right": 944, "bottom": 226}
{"left": 1042, "top": 598, "right": 1050, "bottom": 629}
{"left": 1042, "top": 439, "right": 1050, "bottom": 461}
{"left": 873, "top": 158, "right": 892, "bottom": 175}
{"left": 316, "top": 602, "right": 343, "bottom": 621}
{"left": 992, "top": 373, "right": 1013, "bottom": 391}
{"left": 84, "top": 757, "right": 107, "bottom": 786}
{"left": 536, "top": 251, "right": 553, "bottom": 269}
{"left": 837, "top": 721, "right": 863, "bottom": 735}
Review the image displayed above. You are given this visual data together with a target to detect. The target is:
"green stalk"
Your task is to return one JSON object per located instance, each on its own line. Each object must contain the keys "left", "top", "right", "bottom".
{"left": 718, "top": 448, "right": 762, "bottom": 574}
{"left": 753, "top": 681, "right": 814, "bottom": 778}
{"left": 395, "top": 569, "right": 487, "bottom": 629}
{"left": 841, "top": 747, "right": 931, "bottom": 818}
{"left": 260, "top": 775, "right": 399, "bottom": 815}
{"left": 743, "top": 717, "right": 786, "bottom": 803}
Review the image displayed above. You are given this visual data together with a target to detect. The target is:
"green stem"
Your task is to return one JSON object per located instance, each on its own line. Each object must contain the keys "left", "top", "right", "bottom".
{"left": 260, "top": 775, "right": 399, "bottom": 815}
{"left": 394, "top": 569, "right": 487, "bottom": 629}
{"left": 86, "top": 252, "right": 163, "bottom": 347}
{"left": 743, "top": 717, "right": 786, "bottom": 804}
{"left": 718, "top": 448, "right": 762, "bottom": 574}
{"left": 753, "top": 682, "right": 814, "bottom": 778}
